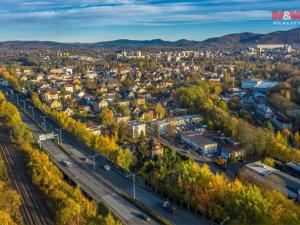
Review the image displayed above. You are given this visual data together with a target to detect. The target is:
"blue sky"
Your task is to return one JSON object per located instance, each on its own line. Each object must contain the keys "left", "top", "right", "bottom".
{"left": 0, "top": 0, "right": 299, "bottom": 42}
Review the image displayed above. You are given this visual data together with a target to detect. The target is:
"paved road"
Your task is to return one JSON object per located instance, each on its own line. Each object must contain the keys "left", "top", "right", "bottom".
{"left": 147, "top": 126, "right": 238, "bottom": 180}
{"left": 4, "top": 88, "right": 217, "bottom": 225}
{"left": 21, "top": 111, "right": 159, "bottom": 225}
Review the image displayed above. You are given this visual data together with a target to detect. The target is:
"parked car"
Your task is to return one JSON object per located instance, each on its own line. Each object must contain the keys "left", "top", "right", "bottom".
{"left": 162, "top": 201, "right": 176, "bottom": 213}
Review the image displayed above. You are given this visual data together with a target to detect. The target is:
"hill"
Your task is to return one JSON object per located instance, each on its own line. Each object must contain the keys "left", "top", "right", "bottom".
{"left": 0, "top": 28, "right": 299, "bottom": 50}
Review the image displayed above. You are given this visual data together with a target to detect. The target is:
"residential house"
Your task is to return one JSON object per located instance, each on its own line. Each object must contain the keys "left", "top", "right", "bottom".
{"left": 220, "top": 144, "right": 246, "bottom": 160}
{"left": 42, "top": 88, "right": 59, "bottom": 102}
{"left": 134, "top": 97, "right": 146, "bottom": 106}
{"left": 271, "top": 113, "right": 292, "bottom": 130}
{"left": 63, "top": 83, "right": 74, "bottom": 93}
{"left": 62, "top": 107, "right": 74, "bottom": 116}
{"left": 96, "top": 86, "right": 108, "bottom": 94}
{"left": 115, "top": 116, "right": 131, "bottom": 123}
{"left": 116, "top": 100, "right": 130, "bottom": 107}
{"left": 256, "top": 104, "right": 273, "bottom": 119}
{"left": 48, "top": 100, "right": 62, "bottom": 109}
{"left": 84, "top": 122, "right": 102, "bottom": 135}
{"left": 93, "top": 99, "right": 109, "bottom": 112}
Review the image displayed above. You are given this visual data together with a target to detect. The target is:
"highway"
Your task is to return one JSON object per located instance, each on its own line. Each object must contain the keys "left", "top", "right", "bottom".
{"left": 3, "top": 87, "right": 217, "bottom": 225}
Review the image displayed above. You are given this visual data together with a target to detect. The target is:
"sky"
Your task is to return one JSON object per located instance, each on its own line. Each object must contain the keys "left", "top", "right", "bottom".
{"left": 0, "top": 0, "right": 299, "bottom": 42}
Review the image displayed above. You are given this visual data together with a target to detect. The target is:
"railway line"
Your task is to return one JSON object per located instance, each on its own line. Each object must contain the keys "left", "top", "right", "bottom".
{"left": 0, "top": 128, "right": 54, "bottom": 225}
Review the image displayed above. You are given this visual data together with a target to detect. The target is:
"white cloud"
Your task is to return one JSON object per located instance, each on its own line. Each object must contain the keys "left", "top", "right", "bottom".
{"left": 0, "top": 0, "right": 294, "bottom": 27}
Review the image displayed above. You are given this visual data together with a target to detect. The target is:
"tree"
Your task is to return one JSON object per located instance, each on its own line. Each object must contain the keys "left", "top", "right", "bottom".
{"left": 0, "top": 211, "right": 16, "bottom": 225}
{"left": 136, "top": 133, "right": 149, "bottom": 160}
{"left": 103, "top": 213, "right": 122, "bottom": 225}
{"left": 155, "top": 103, "right": 166, "bottom": 119}
{"left": 166, "top": 122, "right": 177, "bottom": 138}
{"left": 98, "top": 107, "right": 114, "bottom": 126}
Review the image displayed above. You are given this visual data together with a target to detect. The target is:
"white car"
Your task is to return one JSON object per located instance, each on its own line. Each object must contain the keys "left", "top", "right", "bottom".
{"left": 104, "top": 165, "right": 111, "bottom": 171}
{"left": 63, "top": 160, "right": 72, "bottom": 167}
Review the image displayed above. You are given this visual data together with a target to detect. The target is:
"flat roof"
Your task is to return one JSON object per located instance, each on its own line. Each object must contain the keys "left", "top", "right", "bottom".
{"left": 246, "top": 162, "right": 300, "bottom": 192}
{"left": 182, "top": 131, "right": 217, "bottom": 146}
{"left": 255, "top": 81, "right": 278, "bottom": 89}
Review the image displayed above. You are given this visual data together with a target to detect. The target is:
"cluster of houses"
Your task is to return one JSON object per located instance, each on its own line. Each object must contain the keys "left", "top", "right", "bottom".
{"left": 240, "top": 79, "right": 293, "bottom": 130}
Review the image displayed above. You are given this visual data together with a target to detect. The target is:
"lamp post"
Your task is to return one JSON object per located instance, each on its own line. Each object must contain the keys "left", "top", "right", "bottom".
{"left": 28, "top": 106, "right": 34, "bottom": 119}
{"left": 55, "top": 128, "right": 62, "bottom": 144}
{"left": 40, "top": 116, "right": 46, "bottom": 129}
{"left": 20, "top": 100, "right": 26, "bottom": 112}
{"left": 14, "top": 94, "right": 20, "bottom": 106}
{"left": 220, "top": 217, "right": 230, "bottom": 225}
{"left": 92, "top": 154, "right": 99, "bottom": 172}
{"left": 126, "top": 172, "right": 140, "bottom": 200}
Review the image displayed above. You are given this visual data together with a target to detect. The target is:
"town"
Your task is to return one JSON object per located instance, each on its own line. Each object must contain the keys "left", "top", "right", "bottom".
{"left": 0, "top": 38, "right": 300, "bottom": 225}
{"left": 0, "top": 1, "right": 300, "bottom": 224}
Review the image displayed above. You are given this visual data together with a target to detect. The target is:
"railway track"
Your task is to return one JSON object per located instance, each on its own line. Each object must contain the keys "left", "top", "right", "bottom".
{"left": 0, "top": 128, "right": 54, "bottom": 225}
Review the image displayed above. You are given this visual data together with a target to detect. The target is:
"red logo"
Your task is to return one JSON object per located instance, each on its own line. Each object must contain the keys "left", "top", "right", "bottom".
{"left": 272, "top": 11, "right": 300, "bottom": 20}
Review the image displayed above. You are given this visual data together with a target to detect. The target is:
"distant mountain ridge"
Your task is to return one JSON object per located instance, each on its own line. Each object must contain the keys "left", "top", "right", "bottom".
{"left": 1, "top": 28, "right": 299, "bottom": 50}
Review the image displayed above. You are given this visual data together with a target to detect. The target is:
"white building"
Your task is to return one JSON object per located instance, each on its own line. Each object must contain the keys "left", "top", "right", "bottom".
{"left": 181, "top": 131, "right": 217, "bottom": 156}
{"left": 127, "top": 121, "right": 146, "bottom": 139}
{"left": 241, "top": 78, "right": 263, "bottom": 89}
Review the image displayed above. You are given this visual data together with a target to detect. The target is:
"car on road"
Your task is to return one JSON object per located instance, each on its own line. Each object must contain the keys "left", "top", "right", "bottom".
{"left": 62, "top": 160, "right": 72, "bottom": 167}
{"left": 81, "top": 157, "right": 89, "bottom": 162}
{"left": 162, "top": 201, "right": 176, "bottom": 213}
{"left": 141, "top": 214, "right": 151, "bottom": 221}
{"left": 104, "top": 165, "right": 111, "bottom": 171}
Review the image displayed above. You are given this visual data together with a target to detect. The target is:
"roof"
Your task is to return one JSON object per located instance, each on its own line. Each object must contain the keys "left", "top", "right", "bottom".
{"left": 255, "top": 81, "right": 278, "bottom": 89}
{"left": 221, "top": 144, "right": 243, "bottom": 153}
{"left": 246, "top": 162, "right": 273, "bottom": 177}
{"left": 181, "top": 131, "right": 217, "bottom": 146}
{"left": 242, "top": 78, "right": 262, "bottom": 83}
{"left": 246, "top": 162, "right": 300, "bottom": 192}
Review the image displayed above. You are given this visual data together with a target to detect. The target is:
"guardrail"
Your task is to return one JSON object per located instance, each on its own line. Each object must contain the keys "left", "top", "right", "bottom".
{"left": 39, "top": 141, "right": 128, "bottom": 225}
{"left": 15, "top": 101, "right": 129, "bottom": 225}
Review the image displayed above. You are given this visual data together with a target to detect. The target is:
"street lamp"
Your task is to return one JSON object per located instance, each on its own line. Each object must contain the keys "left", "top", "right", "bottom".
{"left": 40, "top": 116, "right": 46, "bottom": 129}
{"left": 55, "top": 128, "right": 63, "bottom": 144}
{"left": 126, "top": 172, "right": 141, "bottom": 200}
{"left": 20, "top": 100, "right": 26, "bottom": 112}
{"left": 220, "top": 217, "right": 230, "bottom": 225}
{"left": 14, "top": 94, "right": 20, "bottom": 106}
{"left": 28, "top": 106, "right": 34, "bottom": 119}
{"left": 92, "top": 154, "right": 99, "bottom": 172}
{"left": 3, "top": 83, "right": 8, "bottom": 93}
